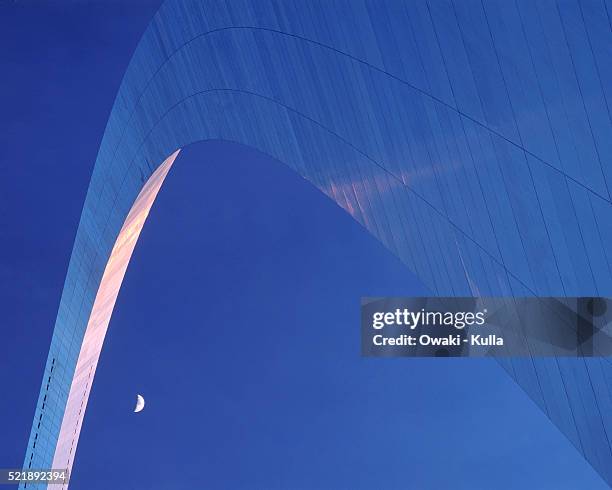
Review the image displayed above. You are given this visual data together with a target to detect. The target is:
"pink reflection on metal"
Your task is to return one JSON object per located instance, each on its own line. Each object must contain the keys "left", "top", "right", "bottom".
{"left": 51, "top": 150, "right": 180, "bottom": 486}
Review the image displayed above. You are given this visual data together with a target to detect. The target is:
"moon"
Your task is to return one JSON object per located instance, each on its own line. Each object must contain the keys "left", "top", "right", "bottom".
{"left": 134, "top": 394, "right": 145, "bottom": 413}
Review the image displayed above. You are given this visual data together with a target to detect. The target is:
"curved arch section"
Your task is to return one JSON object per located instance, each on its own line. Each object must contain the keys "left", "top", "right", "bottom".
{"left": 20, "top": 1, "right": 612, "bottom": 487}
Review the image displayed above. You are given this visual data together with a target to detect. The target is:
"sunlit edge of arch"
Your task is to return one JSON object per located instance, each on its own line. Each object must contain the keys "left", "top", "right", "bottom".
{"left": 50, "top": 150, "right": 180, "bottom": 485}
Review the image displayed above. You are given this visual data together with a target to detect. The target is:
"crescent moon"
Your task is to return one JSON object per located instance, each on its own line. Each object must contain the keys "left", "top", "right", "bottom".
{"left": 134, "top": 394, "right": 145, "bottom": 413}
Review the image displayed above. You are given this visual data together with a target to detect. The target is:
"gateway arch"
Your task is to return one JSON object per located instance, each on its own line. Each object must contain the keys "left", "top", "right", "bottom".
{"left": 22, "top": 0, "right": 612, "bottom": 487}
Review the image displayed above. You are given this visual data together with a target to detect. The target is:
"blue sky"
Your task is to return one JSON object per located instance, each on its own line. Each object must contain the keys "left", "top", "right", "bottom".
{"left": 0, "top": 2, "right": 608, "bottom": 489}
